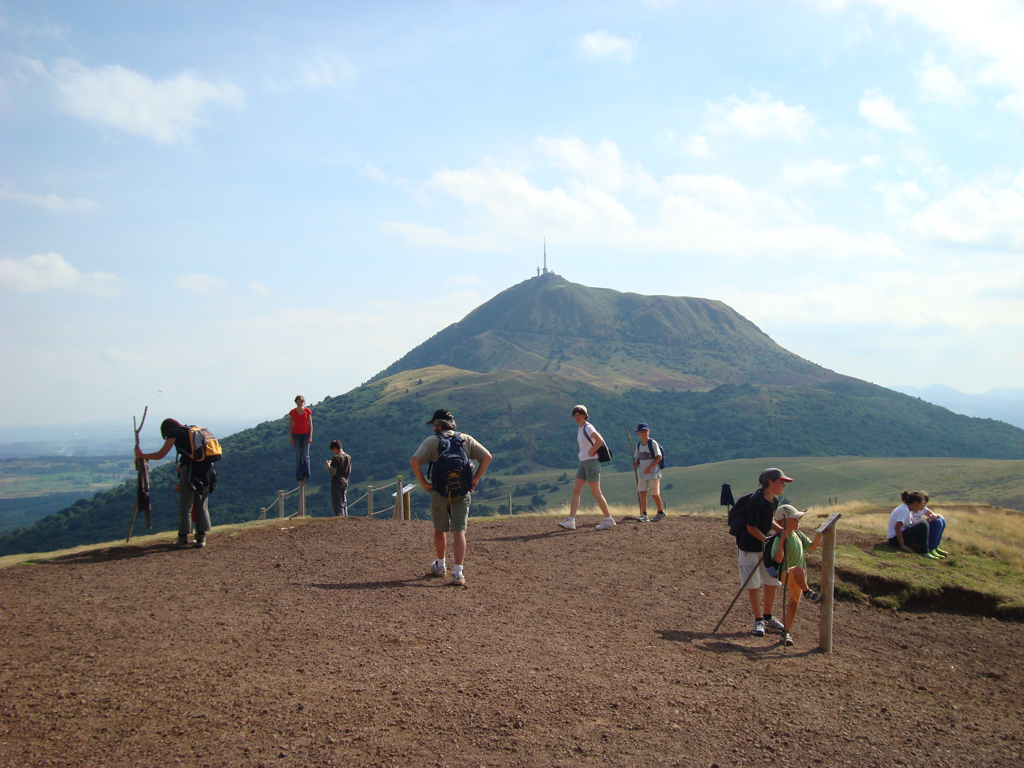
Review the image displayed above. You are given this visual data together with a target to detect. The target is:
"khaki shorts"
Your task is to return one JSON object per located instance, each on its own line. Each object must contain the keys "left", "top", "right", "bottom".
{"left": 430, "top": 491, "right": 471, "bottom": 533}
{"left": 738, "top": 549, "right": 781, "bottom": 590}
{"left": 575, "top": 459, "right": 601, "bottom": 483}
{"left": 637, "top": 475, "right": 661, "bottom": 494}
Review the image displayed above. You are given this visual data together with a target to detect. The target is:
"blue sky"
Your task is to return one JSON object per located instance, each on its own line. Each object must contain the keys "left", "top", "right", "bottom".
{"left": 1, "top": 0, "right": 1022, "bottom": 429}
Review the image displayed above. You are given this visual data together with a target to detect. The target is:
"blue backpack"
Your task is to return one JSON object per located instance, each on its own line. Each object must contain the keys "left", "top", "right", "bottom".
{"left": 429, "top": 433, "right": 474, "bottom": 497}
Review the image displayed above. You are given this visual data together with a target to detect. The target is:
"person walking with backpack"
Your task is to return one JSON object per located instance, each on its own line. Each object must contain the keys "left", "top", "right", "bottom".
{"left": 410, "top": 409, "right": 492, "bottom": 587}
{"left": 135, "top": 418, "right": 217, "bottom": 549}
{"left": 288, "top": 395, "right": 313, "bottom": 483}
{"left": 632, "top": 423, "right": 665, "bottom": 523}
{"left": 558, "top": 405, "right": 615, "bottom": 531}
{"left": 732, "top": 468, "right": 792, "bottom": 637}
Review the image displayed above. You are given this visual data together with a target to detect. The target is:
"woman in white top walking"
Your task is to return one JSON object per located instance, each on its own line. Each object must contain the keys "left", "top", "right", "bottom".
{"left": 558, "top": 404, "right": 615, "bottom": 531}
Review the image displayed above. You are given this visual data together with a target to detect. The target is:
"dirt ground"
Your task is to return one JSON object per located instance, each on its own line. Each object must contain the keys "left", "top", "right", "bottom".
{"left": 1, "top": 513, "right": 1021, "bottom": 768}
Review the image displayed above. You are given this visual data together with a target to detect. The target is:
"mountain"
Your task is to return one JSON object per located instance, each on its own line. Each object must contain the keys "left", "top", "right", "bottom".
{"left": 3, "top": 275, "right": 1023, "bottom": 555}
{"left": 374, "top": 273, "right": 840, "bottom": 390}
{"left": 890, "top": 385, "right": 1024, "bottom": 430}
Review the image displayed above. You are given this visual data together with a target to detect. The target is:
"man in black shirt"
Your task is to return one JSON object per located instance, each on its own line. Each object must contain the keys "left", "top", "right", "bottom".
{"left": 736, "top": 468, "right": 792, "bottom": 637}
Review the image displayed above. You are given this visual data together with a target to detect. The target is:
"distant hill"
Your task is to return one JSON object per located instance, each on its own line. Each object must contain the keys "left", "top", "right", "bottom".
{"left": 891, "top": 385, "right": 1024, "bottom": 430}
{"left": 3, "top": 275, "right": 1023, "bottom": 556}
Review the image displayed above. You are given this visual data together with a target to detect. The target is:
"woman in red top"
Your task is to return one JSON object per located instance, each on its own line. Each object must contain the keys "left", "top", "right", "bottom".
{"left": 289, "top": 395, "right": 313, "bottom": 482}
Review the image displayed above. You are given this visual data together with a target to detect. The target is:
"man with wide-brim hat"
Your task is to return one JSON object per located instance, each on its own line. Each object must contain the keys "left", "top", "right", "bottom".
{"left": 410, "top": 409, "right": 492, "bottom": 587}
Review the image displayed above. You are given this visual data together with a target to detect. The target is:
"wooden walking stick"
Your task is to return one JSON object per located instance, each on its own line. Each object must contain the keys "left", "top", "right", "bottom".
{"left": 713, "top": 552, "right": 765, "bottom": 634}
{"left": 126, "top": 406, "right": 149, "bottom": 543}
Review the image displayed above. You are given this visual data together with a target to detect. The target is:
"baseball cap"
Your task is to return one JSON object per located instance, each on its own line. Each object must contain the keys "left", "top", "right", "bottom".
{"left": 427, "top": 409, "right": 453, "bottom": 424}
{"left": 774, "top": 504, "right": 805, "bottom": 522}
{"left": 635, "top": 423, "right": 650, "bottom": 432}
{"left": 759, "top": 467, "right": 795, "bottom": 485}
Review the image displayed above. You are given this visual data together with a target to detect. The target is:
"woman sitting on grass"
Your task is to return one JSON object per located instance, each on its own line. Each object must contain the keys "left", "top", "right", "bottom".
{"left": 887, "top": 489, "right": 948, "bottom": 560}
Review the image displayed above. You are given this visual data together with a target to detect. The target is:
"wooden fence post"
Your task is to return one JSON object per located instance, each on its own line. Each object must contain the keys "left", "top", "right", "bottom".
{"left": 277, "top": 490, "right": 285, "bottom": 519}
{"left": 367, "top": 486, "right": 373, "bottom": 518}
{"left": 508, "top": 493, "right": 512, "bottom": 515}
{"left": 403, "top": 488, "right": 411, "bottom": 520}
{"left": 393, "top": 476, "right": 403, "bottom": 519}
{"left": 298, "top": 480, "right": 306, "bottom": 517}
{"left": 816, "top": 513, "right": 842, "bottom": 654}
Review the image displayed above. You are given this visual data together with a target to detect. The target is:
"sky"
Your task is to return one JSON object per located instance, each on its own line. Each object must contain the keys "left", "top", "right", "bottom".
{"left": 1, "top": 0, "right": 1022, "bottom": 430}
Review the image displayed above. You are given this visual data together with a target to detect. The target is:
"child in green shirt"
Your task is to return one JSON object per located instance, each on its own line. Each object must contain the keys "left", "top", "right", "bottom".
{"left": 769, "top": 504, "right": 824, "bottom": 647}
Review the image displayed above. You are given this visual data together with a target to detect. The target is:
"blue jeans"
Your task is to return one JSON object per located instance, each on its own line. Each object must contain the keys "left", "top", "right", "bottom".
{"left": 292, "top": 432, "right": 311, "bottom": 481}
{"left": 928, "top": 517, "right": 946, "bottom": 551}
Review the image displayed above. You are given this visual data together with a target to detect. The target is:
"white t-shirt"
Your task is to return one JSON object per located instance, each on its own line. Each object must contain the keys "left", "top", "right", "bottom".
{"left": 577, "top": 422, "right": 599, "bottom": 462}
{"left": 887, "top": 503, "right": 913, "bottom": 540}
{"left": 633, "top": 439, "right": 663, "bottom": 479}
{"left": 908, "top": 506, "right": 933, "bottom": 525}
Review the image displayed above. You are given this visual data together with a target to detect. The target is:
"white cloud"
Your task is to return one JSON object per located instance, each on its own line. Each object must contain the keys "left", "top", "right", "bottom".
{"left": 705, "top": 93, "right": 815, "bottom": 141}
{"left": 173, "top": 273, "right": 228, "bottom": 294}
{"left": 910, "top": 170, "right": 1024, "bottom": 249}
{"left": 536, "top": 136, "right": 656, "bottom": 193}
{"left": 249, "top": 282, "right": 270, "bottom": 297}
{"left": 0, "top": 183, "right": 97, "bottom": 211}
{"left": 576, "top": 31, "right": 636, "bottom": 62}
{"left": 997, "top": 93, "right": 1024, "bottom": 115}
{"left": 918, "top": 52, "right": 970, "bottom": 105}
{"left": 778, "top": 159, "right": 850, "bottom": 188}
{"left": 861, "top": 154, "right": 885, "bottom": 169}
{"left": 821, "top": 1, "right": 1024, "bottom": 115}
{"left": 382, "top": 139, "right": 901, "bottom": 262}
{"left": 874, "top": 180, "right": 929, "bottom": 216}
{"left": 858, "top": 89, "right": 914, "bottom": 133}
{"left": 360, "top": 163, "right": 389, "bottom": 182}
{"left": 266, "top": 50, "right": 356, "bottom": 92}
{"left": 659, "top": 130, "right": 714, "bottom": 158}
{"left": 0, "top": 252, "right": 123, "bottom": 297}
{"left": 40, "top": 58, "right": 244, "bottom": 143}
{"left": 743, "top": 253, "right": 1024, "bottom": 333}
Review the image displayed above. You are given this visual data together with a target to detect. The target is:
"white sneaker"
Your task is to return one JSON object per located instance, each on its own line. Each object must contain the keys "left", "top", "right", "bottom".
{"left": 557, "top": 517, "right": 576, "bottom": 530}
{"left": 430, "top": 560, "right": 446, "bottom": 578}
{"left": 653, "top": 511, "right": 666, "bottom": 521}
{"left": 595, "top": 517, "right": 616, "bottom": 531}
{"left": 637, "top": 514, "right": 650, "bottom": 523}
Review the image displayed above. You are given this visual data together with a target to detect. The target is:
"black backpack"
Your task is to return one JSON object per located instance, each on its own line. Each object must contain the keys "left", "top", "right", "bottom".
{"left": 429, "top": 433, "right": 474, "bottom": 496}
{"left": 763, "top": 533, "right": 782, "bottom": 574}
{"left": 727, "top": 492, "right": 755, "bottom": 537}
{"left": 583, "top": 424, "right": 613, "bottom": 463}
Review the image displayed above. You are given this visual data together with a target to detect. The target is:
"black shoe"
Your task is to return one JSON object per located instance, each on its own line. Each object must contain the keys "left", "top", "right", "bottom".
{"left": 193, "top": 535, "right": 206, "bottom": 549}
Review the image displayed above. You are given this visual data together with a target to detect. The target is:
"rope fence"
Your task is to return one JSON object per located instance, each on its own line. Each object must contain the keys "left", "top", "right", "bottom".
{"left": 258, "top": 477, "right": 414, "bottom": 521}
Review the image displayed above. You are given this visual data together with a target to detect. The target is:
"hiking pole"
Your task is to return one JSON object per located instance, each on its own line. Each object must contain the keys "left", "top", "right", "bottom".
{"left": 624, "top": 428, "right": 642, "bottom": 518}
{"left": 779, "top": 535, "right": 790, "bottom": 652}
{"left": 126, "top": 407, "right": 148, "bottom": 543}
{"left": 713, "top": 553, "right": 765, "bottom": 634}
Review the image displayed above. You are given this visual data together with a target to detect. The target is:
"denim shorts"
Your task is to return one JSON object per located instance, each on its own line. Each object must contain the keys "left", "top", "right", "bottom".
{"left": 575, "top": 458, "right": 601, "bottom": 483}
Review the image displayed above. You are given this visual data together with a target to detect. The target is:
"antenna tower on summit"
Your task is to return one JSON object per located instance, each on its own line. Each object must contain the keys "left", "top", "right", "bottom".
{"left": 543, "top": 238, "right": 548, "bottom": 275}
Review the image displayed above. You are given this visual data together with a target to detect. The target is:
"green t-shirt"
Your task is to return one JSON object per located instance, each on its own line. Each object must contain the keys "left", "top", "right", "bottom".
{"left": 770, "top": 529, "right": 812, "bottom": 571}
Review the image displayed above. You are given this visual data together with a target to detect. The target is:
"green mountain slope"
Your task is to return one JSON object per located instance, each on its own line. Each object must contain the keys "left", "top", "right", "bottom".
{"left": 373, "top": 273, "right": 841, "bottom": 391}
{"left": 3, "top": 275, "right": 1023, "bottom": 555}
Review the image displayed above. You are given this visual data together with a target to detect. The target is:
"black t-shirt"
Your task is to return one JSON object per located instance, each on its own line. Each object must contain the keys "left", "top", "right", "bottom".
{"left": 736, "top": 488, "right": 779, "bottom": 553}
{"left": 163, "top": 424, "right": 193, "bottom": 465}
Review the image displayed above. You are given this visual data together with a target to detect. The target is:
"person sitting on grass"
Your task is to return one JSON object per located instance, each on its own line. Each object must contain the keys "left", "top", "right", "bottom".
{"left": 887, "top": 489, "right": 948, "bottom": 560}
{"left": 767, "top": 504, "right": 824, "bottom": 647}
